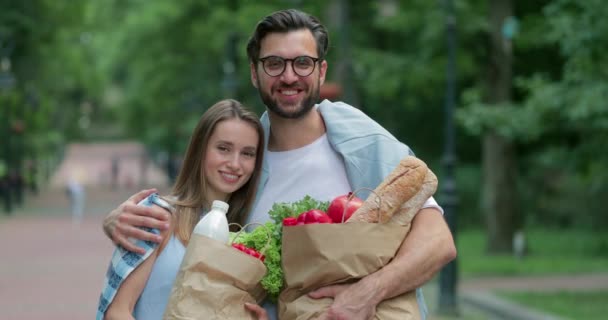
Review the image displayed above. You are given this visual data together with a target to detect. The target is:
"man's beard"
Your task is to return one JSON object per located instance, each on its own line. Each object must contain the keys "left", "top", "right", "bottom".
{"left": 257, "top": 80, "right": 320, "bottom": 119}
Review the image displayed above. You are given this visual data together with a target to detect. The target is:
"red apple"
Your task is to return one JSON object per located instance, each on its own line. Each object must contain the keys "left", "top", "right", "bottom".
{"left": 327, "top": 192, "right": 364, "bottom": 223}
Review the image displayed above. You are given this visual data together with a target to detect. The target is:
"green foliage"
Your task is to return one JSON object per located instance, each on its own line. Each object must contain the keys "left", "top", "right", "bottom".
{"left": 84, "top": 0, "right": 329, "bottom": 152}
{"left": 453, "top": 164, "right": 482, "bottom": 228}
{"left": 350, "top": 1, "right": 454, "bottom": 158}
{"left": 0, "top": 0, "right": 96, "bottom": 162}
{"left": 5, "top": 0, "right": 608, "bottom": 231}
{"left": 457, "top": 88, "right": 543, "bottom": 141}
{"left": 456, "top": 0, "right": 608, "bottom": 229}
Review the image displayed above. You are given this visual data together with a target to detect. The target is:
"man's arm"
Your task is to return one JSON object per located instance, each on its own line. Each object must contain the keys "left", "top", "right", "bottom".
{"left": 103, "top": 188, "right": 171, "bottom": 254}
{"left": 310, "top": 208, "right": 456, "bottom": 319}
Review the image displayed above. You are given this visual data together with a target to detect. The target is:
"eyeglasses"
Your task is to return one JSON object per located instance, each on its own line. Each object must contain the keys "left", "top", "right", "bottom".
{"left": 258, "top": 55, "right": 321, "bottom": 77}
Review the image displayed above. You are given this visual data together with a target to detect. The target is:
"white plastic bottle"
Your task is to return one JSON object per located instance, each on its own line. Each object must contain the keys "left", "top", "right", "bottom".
{"left": 192, "top": 200, "right": 230, "bottom": 244}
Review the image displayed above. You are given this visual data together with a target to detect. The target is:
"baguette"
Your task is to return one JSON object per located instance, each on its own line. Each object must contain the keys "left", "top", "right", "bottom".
{"left": 347, "top": 156, "right": 428, "bottom": 223}
{"left": 391, "top": 168, "right": 438, "bottom": 226}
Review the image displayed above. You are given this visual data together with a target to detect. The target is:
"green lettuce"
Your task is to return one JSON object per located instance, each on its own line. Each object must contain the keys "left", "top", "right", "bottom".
{"left": 232, "top": 195, "right": 329, "bottom": 302}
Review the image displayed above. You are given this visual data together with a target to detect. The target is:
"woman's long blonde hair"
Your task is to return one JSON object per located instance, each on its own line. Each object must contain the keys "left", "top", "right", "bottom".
{"left": 167, "top": 99, "right": 264, "bottom": 245}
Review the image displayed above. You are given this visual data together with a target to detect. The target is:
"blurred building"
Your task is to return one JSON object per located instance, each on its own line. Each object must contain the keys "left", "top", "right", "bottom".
{"left": 50, "top": 141, "right": 169, "bottom": 189}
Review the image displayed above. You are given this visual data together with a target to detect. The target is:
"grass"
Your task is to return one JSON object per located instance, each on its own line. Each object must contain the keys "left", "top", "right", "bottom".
{"left": 456, "top": 228, "right": 608, "bottom": 319}
{"left": 457, "top": 228, "right": 608, "bottom": 277}
{"left": 497, "top": 290, "right": 608, "bottom": 320}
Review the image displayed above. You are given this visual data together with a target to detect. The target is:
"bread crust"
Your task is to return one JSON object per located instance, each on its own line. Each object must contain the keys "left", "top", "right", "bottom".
{"left": 347, "top": 156, "right": 428, "bottom": 223}
{"left": 391, "top": 168, "right": 438, "bottom": 226}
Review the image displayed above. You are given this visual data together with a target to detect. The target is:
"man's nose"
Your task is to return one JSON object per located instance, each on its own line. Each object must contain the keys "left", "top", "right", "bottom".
{"left": 280, "top": 61, "right": 299, "bottom": 83}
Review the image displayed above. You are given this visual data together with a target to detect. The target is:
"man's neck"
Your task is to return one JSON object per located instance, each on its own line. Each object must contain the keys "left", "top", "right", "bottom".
{"left": 267, "top": 108, "right": 326, "bottom": 151}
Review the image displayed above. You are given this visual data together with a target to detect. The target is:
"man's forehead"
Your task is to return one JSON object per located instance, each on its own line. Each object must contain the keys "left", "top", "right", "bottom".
{"left": 259, "top": 29, "right": 317, "bottom": 57}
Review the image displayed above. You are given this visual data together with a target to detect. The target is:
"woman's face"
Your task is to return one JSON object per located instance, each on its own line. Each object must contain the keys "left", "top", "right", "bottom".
{"left": 203, "top": 118, "right": 259, "bottom": 202}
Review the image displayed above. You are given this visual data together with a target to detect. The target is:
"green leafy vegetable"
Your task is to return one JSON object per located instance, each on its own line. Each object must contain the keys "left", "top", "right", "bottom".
{"left": 231, "top": 222, "right": 282, "bottom": 301}
{"left": 231, "top": 195, "right": 328, "bottom": 302}
{"left": 268, "top": 195, "right": 329, "bottom": 239}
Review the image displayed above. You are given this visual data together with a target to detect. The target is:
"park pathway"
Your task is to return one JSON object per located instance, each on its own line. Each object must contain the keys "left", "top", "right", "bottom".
{"left": 0, "top": 187, "right": 147, "bottom": 320}
{"left": 1, "top": 141, "right": 171, "bottom": 320}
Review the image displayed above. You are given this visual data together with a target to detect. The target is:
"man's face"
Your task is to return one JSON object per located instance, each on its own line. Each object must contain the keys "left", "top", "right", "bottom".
{"left": 250, "top": 29, "right": 327, "bottom": 119}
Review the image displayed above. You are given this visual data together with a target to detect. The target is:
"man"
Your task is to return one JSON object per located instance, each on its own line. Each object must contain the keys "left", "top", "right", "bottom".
{"left": 104, "top": 9, "right": 456, "bottom": 320}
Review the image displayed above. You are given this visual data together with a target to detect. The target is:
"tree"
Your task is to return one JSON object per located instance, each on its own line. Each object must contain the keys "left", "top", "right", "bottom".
{"left": 481, "top": 0, "right": 520, "bottom": 253}
{"left": 517, "top": 0, "right": 608, "bottom": 229}
{"left": 458, "top": 0, "right": 608, "bottom": 235}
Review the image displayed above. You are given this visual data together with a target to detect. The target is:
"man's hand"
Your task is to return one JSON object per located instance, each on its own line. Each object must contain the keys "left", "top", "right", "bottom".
{"left": 244, "top": 302, "right": 269, "bottom": 320}
{"left": 309, "top": 208, "right": 455, "bottom": 320}
{"left": 102, "top": 188, "right": 171, "bottom": 254}
{"left": 309, "top": 282, "right": 377, "bottom": 320}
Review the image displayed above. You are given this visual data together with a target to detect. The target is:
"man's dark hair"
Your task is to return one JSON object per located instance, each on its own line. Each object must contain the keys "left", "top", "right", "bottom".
{"left": 246, "top": 9, "right": 329, "bottom": 63}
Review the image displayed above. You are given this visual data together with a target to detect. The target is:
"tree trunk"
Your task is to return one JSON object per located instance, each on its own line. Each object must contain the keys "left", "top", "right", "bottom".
{"left": 482, "top": 0, "right": 520, "bottom": 253}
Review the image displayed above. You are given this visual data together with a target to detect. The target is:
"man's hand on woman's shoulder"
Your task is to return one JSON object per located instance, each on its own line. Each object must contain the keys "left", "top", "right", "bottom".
{"left": 102, "top": 188, "right": 171, "bottom": 254}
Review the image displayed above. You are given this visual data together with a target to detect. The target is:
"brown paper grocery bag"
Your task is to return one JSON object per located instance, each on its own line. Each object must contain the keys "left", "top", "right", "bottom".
{"left": 163, "top": 234, "right": 266, "bottom": 320}
{"left": 278, "top": 223, "right": 420, "bottom": 320}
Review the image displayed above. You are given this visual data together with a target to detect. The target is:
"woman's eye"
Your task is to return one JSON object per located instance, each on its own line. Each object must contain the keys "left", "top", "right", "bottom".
{"left": 217, "top": 145, "right": 229, "bottom": 152}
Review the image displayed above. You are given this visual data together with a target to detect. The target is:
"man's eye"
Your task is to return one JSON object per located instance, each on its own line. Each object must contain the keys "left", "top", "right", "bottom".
{"left": 295, "top": 58, "right": 312, "bottom": 68}
{"left": 266, "top": 60, "right": 283, "bottom": 69}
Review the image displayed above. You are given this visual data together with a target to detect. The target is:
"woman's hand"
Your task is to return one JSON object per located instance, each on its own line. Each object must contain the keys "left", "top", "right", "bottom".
{"left": 244, "top": 302, "right": 269, "bottom": 320}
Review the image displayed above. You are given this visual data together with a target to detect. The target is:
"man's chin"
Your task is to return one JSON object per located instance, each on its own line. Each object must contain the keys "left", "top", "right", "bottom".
{"left": 262, "top": 93, "right": 316, "bottom": 119}
{"left": 268, "top": 104, "right": 304, "bottom": 119}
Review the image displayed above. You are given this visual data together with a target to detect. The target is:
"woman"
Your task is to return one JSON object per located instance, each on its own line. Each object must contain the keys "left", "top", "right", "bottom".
{"left": 97, "top": 99, "right": 268, "bottom": 320}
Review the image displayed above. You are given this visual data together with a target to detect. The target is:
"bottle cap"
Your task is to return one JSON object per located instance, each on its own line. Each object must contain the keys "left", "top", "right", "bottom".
{"left": 211, "top": 200, "right": 229, "bottom": 213}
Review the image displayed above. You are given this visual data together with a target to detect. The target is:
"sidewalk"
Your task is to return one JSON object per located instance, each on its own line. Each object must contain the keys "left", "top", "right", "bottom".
{"left": 0, "top": 186, "right": 149, "bottom": 320}
{"left": 424, "top": 271, "right": 608, "bottom": 320}
{"left": 458, "top": 273, "right": 608, "bottom": 320}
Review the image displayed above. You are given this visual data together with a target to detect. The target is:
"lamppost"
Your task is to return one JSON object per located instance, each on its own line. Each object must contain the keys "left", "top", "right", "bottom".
{"left": 0, "top": 47, "right": 15, "bottom": 214}
{"left": 222, "top": 0, "right": 239, "bottom": 99}
{"left": 13, "top": 106, "right": 25, "bottom": 207}
{"left": 221, "top": 32, "right": 239, "bottom": 99}
{"left": 438, "top": 0, "right": 459, "bottom": 315}
{"left": 332, "top": 0, "right": 359, "bottom": 107}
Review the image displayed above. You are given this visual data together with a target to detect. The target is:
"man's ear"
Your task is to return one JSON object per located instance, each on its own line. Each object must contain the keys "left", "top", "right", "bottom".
{"left": 250, "top": 62, "right": 259, "bottom": 88}
{"left": 319, "top": 60, "right": 328, "bottom": 86}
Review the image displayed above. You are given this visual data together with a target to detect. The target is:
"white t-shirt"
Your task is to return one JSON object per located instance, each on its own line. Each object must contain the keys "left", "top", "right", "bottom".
{"left": 248, "top": 134, "right": 352, "bottom": 224}
{"left": 248, "top": 134, "right": 441, "bottom": 224}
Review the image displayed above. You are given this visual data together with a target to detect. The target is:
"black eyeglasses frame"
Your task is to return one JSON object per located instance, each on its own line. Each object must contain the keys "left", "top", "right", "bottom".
{"left": 257, "top": 55, "right": 321, "bottom": 77}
